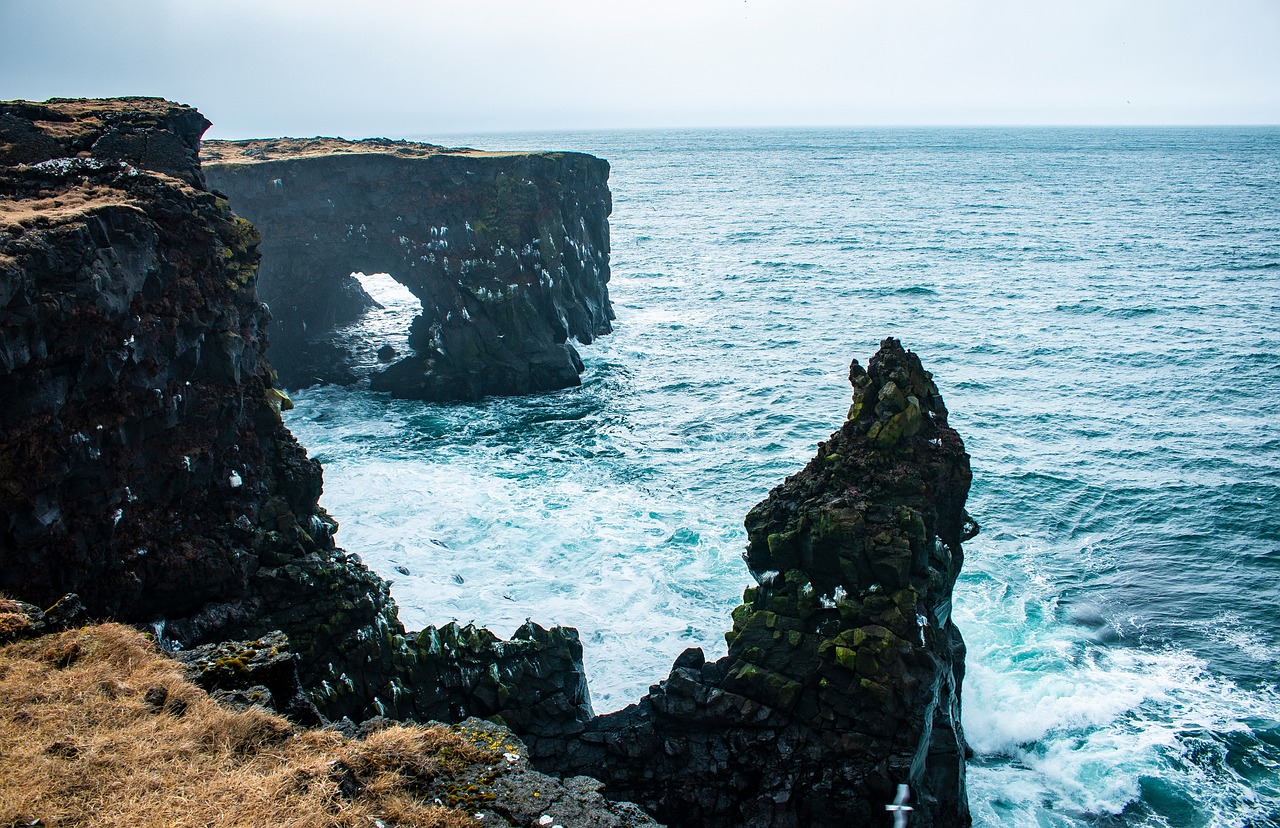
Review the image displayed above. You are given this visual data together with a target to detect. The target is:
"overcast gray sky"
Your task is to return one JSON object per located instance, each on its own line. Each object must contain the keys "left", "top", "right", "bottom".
{"left": 3, "top": 0, "right": 1278, "bottom": 138}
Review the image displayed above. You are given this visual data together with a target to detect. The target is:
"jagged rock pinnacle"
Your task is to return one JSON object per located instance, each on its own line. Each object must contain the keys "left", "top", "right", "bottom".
{"left": 536, "top": 337, "right": 977, "bottom": 828}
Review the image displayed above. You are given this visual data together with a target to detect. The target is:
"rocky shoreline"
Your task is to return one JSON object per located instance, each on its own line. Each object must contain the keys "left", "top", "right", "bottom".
{"left": 527, "top": 339, "right": 977, "bottom": 827}
{"left": 0, "top": 98, "right": 974, "bottom": 826}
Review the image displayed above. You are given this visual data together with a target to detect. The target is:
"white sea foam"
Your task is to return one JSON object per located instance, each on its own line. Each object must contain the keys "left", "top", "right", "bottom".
{"left": 957, "top": 539, "right": 1280, "bottom": 827}
{"left": 290, "top": 393, "right": 746, "bottom": 709}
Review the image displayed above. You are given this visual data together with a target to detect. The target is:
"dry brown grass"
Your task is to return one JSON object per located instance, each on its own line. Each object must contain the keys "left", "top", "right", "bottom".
{"left": 0, "top": 598, "right": 32, "bottom": 638}
{"left": 200, "top": 137, "right": 524, "bottom": 165}
{"left": 0, "top": 186, "right": 139, "bottom": 232}
{"left": 0, "top": 623, "right": 488, "bottom": 828}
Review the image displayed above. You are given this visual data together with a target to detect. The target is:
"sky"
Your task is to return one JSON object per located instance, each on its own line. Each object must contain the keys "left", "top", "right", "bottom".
{"left": 2, "top": 0, "right": 1279, "bottom": 138}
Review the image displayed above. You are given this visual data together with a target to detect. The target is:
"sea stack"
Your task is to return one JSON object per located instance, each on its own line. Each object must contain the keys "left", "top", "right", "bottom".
{"left": 202, "top": 138, "right": 613, "bottom": 398}
{"left": 535, "top": 337, "right": 976, "bottom": 828}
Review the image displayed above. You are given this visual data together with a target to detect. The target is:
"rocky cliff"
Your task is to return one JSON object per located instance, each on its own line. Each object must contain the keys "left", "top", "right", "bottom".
{"left": 533, "top": 338, "right": 976, "bottom": 828}
{"left": 2, "top": 98, "right": 972, "bottom": 827}
{"left": 0, "top": 98, "right": 592, "bottom": 732}
{"left": 201, "top": 138, "right": 613, "bottom": 399}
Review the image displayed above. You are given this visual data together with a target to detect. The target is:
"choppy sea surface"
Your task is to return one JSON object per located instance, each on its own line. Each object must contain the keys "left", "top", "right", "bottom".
{"left": 284, "top": 128, "right": 1280, "bottom": 828}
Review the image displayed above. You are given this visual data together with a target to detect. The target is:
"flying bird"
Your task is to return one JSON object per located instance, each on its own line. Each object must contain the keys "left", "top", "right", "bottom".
{"left": 886, "top": 784, "right": 913, "bottom": 828}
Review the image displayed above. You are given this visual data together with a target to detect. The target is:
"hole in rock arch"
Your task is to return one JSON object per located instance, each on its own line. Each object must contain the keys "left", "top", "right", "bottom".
{"left": 327, "top": 272, "right": 420, "bottom": 380}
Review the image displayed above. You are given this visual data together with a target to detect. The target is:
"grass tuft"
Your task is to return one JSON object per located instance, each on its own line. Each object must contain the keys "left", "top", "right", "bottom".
{"left": 0, "top": 623, "right": 482, "bottom": 827}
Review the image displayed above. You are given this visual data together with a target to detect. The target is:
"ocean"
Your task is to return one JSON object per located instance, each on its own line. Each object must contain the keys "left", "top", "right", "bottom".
{"left": 282, "top": 127, "right": 1280, "bottom": 827}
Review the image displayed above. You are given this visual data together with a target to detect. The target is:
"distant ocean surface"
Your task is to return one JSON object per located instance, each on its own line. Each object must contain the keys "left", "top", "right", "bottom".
{"left": 283, "top": 128, "right": 1280, "bottom": 828}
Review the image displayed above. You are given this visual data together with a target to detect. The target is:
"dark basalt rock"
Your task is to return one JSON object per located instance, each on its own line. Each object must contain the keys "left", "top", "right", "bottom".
{"left": 449, "top": 718, "right": 664, "bottom": 828}
{"left": 531, "top": 338, "right": 976, "bottom": 828}
{"left": 174, "top": 631, "right": 322, "bottom": 725}
{"left": 0, "top": 98, "right": 593, "bottom": 734}
{"left": 402, "top": 620, "right": 592, "bottom": 738}
{"left": 202, "top": 138, "right": 613, "bottom": 399}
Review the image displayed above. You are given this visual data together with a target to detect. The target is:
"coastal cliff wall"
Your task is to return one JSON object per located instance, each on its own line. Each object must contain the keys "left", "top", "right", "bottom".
{"left": 202, "top": 139, "right": 613, "bottom": 399}
{"left": 0, "top": 99, "right": 591, "bottom": 730}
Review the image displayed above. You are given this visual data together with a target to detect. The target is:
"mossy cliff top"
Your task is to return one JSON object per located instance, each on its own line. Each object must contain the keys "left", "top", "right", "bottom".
{"left": 202, "top": 135, "right": 570, "bottom": 163}
{"left": 1, "top": 97, "right": 211, "bottom": 186}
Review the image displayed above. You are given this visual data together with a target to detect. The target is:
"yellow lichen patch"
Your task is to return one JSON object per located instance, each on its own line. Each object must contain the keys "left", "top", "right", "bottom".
{"left": 0, "top": 623, "right": 479, "bottom": 828}
{"left": 266, "top": 387, "right": 294, "bottom": 413}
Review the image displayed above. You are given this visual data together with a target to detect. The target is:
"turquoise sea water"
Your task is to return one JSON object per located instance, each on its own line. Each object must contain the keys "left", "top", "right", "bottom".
{"left": 284, "top": 128, "right": 1280, "bottom": 827}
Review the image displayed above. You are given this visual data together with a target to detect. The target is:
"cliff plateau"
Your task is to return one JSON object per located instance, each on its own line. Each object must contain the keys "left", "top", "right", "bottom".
{"left": 202, "top": 138, "right": 613, "bottom": 400}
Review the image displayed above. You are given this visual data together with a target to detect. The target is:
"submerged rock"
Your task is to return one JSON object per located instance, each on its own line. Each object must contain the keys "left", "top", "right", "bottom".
{"left": 533, "top": 338, "right": 977, "bottom": 828}
{"left": 202, "top": 138, "right": 613, "bottom": 399}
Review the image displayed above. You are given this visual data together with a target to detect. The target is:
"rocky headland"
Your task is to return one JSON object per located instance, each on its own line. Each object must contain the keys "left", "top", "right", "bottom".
{"left": 202, "top": 137, "right": 613, "bottom": 399}
{"left": 1, "top": 98, "right": 973, "bottom": 826}
{"left": 0, "top": 98, "right": 591, "bottom": 734}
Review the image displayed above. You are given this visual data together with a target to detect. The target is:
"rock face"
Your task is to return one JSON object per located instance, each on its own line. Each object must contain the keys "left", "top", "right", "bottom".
{"left": 533, "top": 338, "right": 976, "bottom": 828}
{"left": 201, "top": 138, "right": 613, "bottom": 398}
{"left": 0, "top": 98, "right": 592, "bottom": 732}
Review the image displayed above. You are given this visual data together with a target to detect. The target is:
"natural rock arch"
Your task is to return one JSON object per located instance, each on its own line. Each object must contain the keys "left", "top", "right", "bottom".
{"left": 203, "top": 139, "right": 614, "bottom": 400}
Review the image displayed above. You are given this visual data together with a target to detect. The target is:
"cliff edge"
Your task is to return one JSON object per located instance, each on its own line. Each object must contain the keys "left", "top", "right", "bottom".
{"left": 202, "top": 137, "right": 613, "bottom": 400}
{"left": 1, "top": 98, "right": 972, "bottom": 827}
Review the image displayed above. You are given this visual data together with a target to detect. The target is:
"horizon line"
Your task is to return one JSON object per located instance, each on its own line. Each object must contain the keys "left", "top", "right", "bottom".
{"left": 202, "top": 122, "right": 1280, "bottom": 143}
